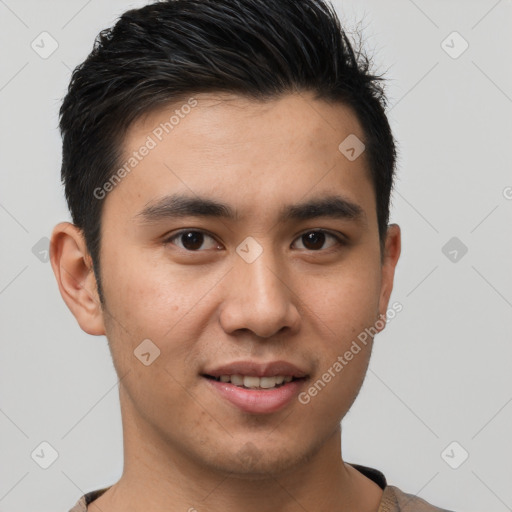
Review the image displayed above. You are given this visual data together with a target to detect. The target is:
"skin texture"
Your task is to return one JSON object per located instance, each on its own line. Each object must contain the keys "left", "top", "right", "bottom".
{"left": 51, "top": 91, "right": 401, "bottom": 512}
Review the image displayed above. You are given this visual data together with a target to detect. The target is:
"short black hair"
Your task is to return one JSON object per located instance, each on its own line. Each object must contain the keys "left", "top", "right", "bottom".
{"left": 59, "top": 0, "right": 397, "bottom": 303}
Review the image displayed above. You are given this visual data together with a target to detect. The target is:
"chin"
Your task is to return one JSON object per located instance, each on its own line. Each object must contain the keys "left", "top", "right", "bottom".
{"left": 203, "top": 440, "right": 313, "bottom": 480}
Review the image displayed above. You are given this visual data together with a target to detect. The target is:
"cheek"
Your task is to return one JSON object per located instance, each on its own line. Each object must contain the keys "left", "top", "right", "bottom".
{"left": 297, "top": 277, "right": 377, "bottom": 416}
{"left": 302, "top": 261, "right": 381, "bottom": 334}
{"left": 99, "top": 250, "right": 178, "bottom": 369}
{"left": 100, "top": 254, "right": 206, "bottom": 415}
{"left": 294, "top": 260, "right": 381, "bottom": 396}
{"left": 102, "top": 247, "right": 189, "bottom": 328}
{"left": 296, "top": 348, "right": 371, "bottom": 430}
{"left": 100, "top": 248, "right": 226, "bottom": 368}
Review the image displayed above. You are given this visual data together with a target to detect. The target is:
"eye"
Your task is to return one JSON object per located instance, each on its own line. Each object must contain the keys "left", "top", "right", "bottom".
{"left": 292, "top": 230, "right": 345, "bottom": 251}
{"left": 164, "top": 229, "right": 345, "bottom": 253}
{"left": 164, "top": 230, "right": 221, "bottom": 251}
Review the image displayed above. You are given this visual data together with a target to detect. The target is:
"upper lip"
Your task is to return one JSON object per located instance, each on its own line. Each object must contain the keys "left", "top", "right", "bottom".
{"left": 203, "top": 360, "right": 308, "bottom": 379}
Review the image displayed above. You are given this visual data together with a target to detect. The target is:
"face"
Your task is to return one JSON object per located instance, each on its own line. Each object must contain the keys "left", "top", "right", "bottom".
{"left": 53, "top": 91, "right": 400, "bottom": 479}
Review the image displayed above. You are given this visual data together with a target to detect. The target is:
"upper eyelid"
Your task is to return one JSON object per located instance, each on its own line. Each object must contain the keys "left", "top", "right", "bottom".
{"left": 165, "top": 228, "right": 218, "bottom": 243}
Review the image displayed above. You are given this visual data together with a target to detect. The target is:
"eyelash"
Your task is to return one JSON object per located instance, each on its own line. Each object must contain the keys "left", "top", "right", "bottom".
{"left": 163, "top": 229, "right": 346, "bottom": 253}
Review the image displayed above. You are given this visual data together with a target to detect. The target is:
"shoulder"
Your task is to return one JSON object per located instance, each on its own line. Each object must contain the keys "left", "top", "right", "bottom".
{"left": 68, "top": 487, "right": 111, "bottom": 512}
{"left": 380, "top": 485, "right": 455, "bottom": 512}
{"left": 349, "top": 463, "right": 454, "bottom": 512}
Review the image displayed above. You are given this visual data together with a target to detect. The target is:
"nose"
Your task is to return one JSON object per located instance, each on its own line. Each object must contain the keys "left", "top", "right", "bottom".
{"left": 218, "top": 247, "right": 301, "bottom": 339}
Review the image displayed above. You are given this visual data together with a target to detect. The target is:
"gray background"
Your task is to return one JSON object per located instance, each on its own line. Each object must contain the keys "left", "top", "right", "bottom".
{"left": 1, "top": 0, "right": 511, "bottom": 510}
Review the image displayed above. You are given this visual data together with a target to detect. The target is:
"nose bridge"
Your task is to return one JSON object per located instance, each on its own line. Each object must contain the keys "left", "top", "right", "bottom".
{"left": 219, "top": 240, "right": 299, "bottom": 338}
{"left": 244, "top": 245, "right": 284, "bottom": 302}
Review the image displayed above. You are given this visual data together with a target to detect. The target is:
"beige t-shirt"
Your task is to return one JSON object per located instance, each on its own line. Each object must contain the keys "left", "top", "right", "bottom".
{"left": 68, "top": 464, "right": 453, "bottom": 512}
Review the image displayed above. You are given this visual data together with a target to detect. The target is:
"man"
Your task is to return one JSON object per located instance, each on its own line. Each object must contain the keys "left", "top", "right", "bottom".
{"left": 50, "top": 0, "right": 453, "bottom": 510}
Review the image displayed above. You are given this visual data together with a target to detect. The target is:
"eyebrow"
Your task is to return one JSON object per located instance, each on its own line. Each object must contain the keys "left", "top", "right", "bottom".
{"left": 134, "top": 193, "right": 367, "bottom": 226}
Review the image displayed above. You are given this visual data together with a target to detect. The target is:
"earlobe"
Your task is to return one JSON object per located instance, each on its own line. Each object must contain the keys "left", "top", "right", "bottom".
{"left": 376, "top": 223, "right": 401, "bottom": 331}
{"left": 50, "top": 222, "right": 106, "bottom": 336}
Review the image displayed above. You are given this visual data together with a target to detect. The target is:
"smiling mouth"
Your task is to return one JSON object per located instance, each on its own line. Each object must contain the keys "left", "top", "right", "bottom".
{"left": 202, "top": 374, "right": 306, "bottom": 390}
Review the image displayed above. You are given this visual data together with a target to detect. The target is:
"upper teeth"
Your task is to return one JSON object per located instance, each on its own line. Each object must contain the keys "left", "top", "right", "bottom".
{"left": 217, "top": 375, "right": 293, "bottom": 388}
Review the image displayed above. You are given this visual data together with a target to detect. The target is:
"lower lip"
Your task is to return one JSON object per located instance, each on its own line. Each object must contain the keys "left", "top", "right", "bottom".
{"left": 203, "top": 376, "right": 307, "bottom": 414}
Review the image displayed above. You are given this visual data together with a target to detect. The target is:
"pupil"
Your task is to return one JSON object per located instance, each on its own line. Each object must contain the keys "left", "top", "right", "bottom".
{"left": 182, "top": 231, "right": 203, "bottom": 250}
{"left": 303, "top": 231, "right": 325, "bottom": 250}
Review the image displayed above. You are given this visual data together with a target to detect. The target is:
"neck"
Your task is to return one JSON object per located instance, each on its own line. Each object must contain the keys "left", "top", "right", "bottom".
{"left": 89, "top": 392, "right": 382, "bottom": 512}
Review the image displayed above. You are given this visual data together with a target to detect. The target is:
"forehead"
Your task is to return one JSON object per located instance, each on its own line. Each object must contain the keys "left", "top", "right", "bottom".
{"left": 103, "top": 91, "right": 375, "bottom": 226}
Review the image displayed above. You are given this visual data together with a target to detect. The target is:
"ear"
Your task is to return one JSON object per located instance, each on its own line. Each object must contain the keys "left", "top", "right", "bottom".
{"left": 376, "top": 223, "right": 401, "bottom": 332}
{"left": 50, "top": 222, "right": 106, "bottom": 336}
